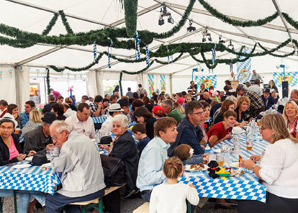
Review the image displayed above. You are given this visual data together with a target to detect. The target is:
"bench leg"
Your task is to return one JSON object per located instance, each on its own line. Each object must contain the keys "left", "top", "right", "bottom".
{"left": 99, "top": 198, "right": 103, "bottom": 213}
{"left": 0, "top": 197, "right": 3, "bottom": 213}
{"left": 81, "top": 205, "right": 86, "bottom": 213}
{"left": 13, "top": 191, "right": 17, "bottom": 213}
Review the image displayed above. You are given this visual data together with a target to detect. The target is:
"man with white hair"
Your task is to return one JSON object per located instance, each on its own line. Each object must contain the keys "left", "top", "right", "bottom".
{"left": 46, "top": 120, "right": 105, "bottom": 212}
{"left": 161, "top": 100, "right": 183, "bottom": 124}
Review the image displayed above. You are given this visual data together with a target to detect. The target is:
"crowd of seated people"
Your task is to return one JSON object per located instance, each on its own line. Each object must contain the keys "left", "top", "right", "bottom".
{"left": 0, "top": 77, "right": 298, "bottom": 213}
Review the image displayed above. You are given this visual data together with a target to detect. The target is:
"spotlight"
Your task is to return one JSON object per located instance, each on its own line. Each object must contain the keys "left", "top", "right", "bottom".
{"left": 158, "top": 4, "right": 173, "bottom": 26}
{"left": 187, "top": 19, "right": 196, "bottom": 32}
{"left": 219, "top": 35, "right": 225, "bottom": 44}
{"left": 207, "top": 33, "right": 212, "bottom": 42}
{"left": 158, "top": 18, "right": 164, "bottom": 26}
{"left": 168, "top": 15, "right": 174, "bottom": 24}
{"left": 228, "top": 40, "right": 234, "bottom": 50}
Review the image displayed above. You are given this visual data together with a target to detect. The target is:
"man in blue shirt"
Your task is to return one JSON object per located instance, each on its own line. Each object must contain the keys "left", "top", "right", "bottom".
{"left": 19, "top": 100, "right": 35, "bottom": 129}
{"left": 137, "top": 117, "right": 178, "bottom": 202}
{"left": 168, "top": 101, "right": 205, "bottom": 157}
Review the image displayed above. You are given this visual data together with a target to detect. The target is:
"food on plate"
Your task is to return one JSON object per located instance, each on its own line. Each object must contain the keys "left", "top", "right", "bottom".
{"left": 190, "top": 164, "right": 205, "bottom": 170}
{"left": 231, "top": 162, "right": 240, "bottom": 168}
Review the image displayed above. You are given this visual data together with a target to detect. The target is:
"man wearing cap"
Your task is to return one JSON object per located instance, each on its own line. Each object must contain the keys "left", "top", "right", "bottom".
{"left": 42, "top": 94, "right": 56, "bottom": 114}
{"left": 261, "top": 89, "right": 275, "bottom": 110}
{"left": 65, "top": 103, "right": 95, "bottom": 139}
{"left": 137, "top": 84, "right": 147, "bottom": 97}
{"left": 118, "top": 98, "right": 132, "bottom": 123}
{"left": 75, "top": 95, "right": 89, "bottom": 108}
{"left": 89, "top": 95, "right": 103, "bottom": 117}
{"left": 23, "top": 112, "right": 57, "bottom": 154}
{"left": 99, "top": 103, "right": 123, "bottom": 136}
{"left": 236, "top": 84, "right": 264, "bottom": 118}
{"left": 152, "top": 106, "right": 164, "bottom": 121}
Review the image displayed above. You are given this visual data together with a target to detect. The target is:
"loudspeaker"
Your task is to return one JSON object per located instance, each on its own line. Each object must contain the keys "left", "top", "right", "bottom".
{"left": 282, "top": 81, "right": 288, "bottom": 98}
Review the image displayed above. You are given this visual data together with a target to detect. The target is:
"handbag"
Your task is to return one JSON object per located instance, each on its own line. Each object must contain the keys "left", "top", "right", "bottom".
{"left": 100, "top": 154, "right": 125, "bottom": 188}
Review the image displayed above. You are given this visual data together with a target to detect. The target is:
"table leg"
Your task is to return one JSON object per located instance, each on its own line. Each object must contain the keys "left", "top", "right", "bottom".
{"left": 13, "top": 191, "right": 17, "bottom": 213}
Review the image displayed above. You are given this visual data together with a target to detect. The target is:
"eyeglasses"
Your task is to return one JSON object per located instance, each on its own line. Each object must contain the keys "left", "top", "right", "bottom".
{"left": 191, "top": 111, "right": 203, "bottom": 115}
{"left": 51, "top": 131, "right": 65, "bottom": 140}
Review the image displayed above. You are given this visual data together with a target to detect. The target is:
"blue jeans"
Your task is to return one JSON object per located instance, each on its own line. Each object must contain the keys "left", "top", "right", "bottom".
{"left": 0, "top": 189, "right": 45, "bottom": 213}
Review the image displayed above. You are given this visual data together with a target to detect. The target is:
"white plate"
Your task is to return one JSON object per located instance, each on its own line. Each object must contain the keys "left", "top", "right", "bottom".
{"left": 25, "top": 156, "right": 33, "bottom": 161}
{"left": 11, "top": 164, "right": 31, "bottom": 169}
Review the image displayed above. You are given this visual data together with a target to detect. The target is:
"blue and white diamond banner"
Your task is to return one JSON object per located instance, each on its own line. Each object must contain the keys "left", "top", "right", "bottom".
{"left": 148, "top": 74, "right": 154, "bottom": 95}
{"left": 194, "top": 75, "right": 217, "bottom": 90}
{"left": 236, "top": 48, "right": 251, "bottom": 83}
{"left": 273, "top": 72, "right": 298, "bottom": 87}
{"left": 160, "top": 75, "right": 166, "bottom": 93}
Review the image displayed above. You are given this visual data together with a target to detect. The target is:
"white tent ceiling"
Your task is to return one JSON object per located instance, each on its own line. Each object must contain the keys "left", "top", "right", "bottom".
{"left": 1, "top": 0, "right": 298, "bottom": 75}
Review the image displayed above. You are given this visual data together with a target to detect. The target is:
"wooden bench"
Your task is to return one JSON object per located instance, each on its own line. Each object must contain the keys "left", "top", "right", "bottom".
{"left": 133, "top": 202, "right": 149, "bottom": 213}
{"left": 69, "top": 184, "right": 126, "bottom": 213}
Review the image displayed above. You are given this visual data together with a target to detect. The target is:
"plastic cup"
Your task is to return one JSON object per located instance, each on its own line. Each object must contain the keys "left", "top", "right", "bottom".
{"left": 246, "top": 141, "right": 253, "bottom": 151}
{"left": 216, "top": 153, "right": 224, "bottom": 167}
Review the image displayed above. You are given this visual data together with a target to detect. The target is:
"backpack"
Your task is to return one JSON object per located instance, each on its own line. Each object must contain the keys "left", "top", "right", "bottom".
{"left": 100, "top": 155, "right": 126, "bottom": 188}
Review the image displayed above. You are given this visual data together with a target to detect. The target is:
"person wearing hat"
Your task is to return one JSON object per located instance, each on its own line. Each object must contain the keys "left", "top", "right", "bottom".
{"left": 118, "top": 98, "right": 132, "bottom": 123}
{"left": 236, "top": 84, "right": 265, "bottom": 118}
{"left": 152, "top": 106, "right": 165, "bottom": 121}
{"left": 65, "top": 103, "right": 96, "bottom": 139}
{"left": 89, "top": 95, "right": 103, "bottom": 117}
{"left": 261, "top": 88, "right": 275, "bottom": 110}
{"left": 24, "top": 112, "right": 57, "bottom": 154}
{"left": 99, "top": 103, "right": 123, "bottom": 136}
{"left": 75, "top": 95, "right": 89, "bottom": 108}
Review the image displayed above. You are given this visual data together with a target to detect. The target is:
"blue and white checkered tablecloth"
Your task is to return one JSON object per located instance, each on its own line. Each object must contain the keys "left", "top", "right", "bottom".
{"left": 92, "top": 116, "right": 107, "bottom": 124}
{"left": 179, "top": 132, "right": 270, "bottom": 203}
{"left": 0, "top": 161, "right": 60, "bottom": 195}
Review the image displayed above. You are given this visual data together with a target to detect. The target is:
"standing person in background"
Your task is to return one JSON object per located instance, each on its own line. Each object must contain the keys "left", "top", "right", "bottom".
{"left": 250, "top": 70, "right": 262, "bottom": 81}
{"left": 0, "top": 100, "right": 8, "bottom": 118}
{"left": 126, "top": 87, "right": 133, "bottom": 98}
{"left": 20, "top": 100, "right": 35, "bottom": 129}
{"left": 137, "top": 84, "right": 148, "bottom": 97}
{"left": 50, "top": 88, "right": 61, "bottom": 101}
{"left": 42, "top": 94, "right": 56, "bottom": 114}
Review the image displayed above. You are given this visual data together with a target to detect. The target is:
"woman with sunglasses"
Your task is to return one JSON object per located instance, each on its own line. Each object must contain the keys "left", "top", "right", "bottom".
{"left": 239, "top": 114, "right": 298, "bottom": 212}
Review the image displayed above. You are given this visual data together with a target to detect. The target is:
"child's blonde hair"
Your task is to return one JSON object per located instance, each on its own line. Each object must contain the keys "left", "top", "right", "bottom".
{"left": 174, "top": 144, "right": 192, "bottom": 161}
{"left": 163, "top": 157, "right": 183, "bottom": 179}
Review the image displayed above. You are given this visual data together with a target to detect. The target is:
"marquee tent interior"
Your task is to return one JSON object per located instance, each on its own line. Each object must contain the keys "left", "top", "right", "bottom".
{"left": 1, "top": 0, "right": 298, "bottom": 110}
